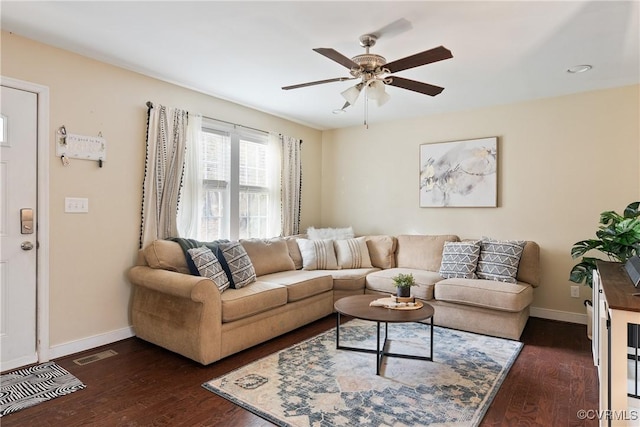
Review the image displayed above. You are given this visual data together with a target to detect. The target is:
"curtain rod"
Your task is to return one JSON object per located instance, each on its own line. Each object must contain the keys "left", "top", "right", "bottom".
{"left": 146, "top": 101, "right": 269, "bottom": 135}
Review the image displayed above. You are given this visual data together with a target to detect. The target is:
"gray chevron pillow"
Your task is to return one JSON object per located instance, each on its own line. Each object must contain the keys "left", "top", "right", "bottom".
{"left": 476, "top": 238, "right": 526, "bottom": 283}
{"left": 219, "top": 241, "right": 256, "bottom": 289}
{"left": 187, "top": 246, "right": 230, "bottom": 293}
{"left": 439, "top": 241, "right": 481, "bottom": 279}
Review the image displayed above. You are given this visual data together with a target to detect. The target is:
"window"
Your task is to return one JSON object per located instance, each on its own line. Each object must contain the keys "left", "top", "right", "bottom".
{"left": 195, "top": 119, "right": 278, "bottom": 241}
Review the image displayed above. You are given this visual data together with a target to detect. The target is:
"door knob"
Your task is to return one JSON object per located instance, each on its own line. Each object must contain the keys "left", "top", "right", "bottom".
{"left": 21, "top": 241, "right": 34, "bottom": 251}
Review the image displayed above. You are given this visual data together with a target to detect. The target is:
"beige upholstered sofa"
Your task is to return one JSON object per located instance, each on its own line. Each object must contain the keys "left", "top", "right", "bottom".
{"left": 128, "top": 234, "right": 539, "bottom": 365}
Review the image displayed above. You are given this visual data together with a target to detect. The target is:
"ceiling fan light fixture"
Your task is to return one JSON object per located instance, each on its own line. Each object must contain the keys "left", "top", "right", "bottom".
{"left": 375, "top": 90, "right": 391, "bottom": 107}
{"left": 366, "top": 79, "right": 385, "bottom": 99}
{"left": 341, "top": 84, "right": 362, "bottom": 105}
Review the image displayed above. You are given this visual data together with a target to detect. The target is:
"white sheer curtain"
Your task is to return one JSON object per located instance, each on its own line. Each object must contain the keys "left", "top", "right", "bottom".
{"left": 280, "top": 134, "right": 302, "bottom": 236}
{"left": 177, "top": 114, "right": 203, "bottom": 238}
{"left": 139, "top": 103, "right": 188, "bottom": 248}
{"left": 267, "top": 133, "right": 282, "bottom": 237}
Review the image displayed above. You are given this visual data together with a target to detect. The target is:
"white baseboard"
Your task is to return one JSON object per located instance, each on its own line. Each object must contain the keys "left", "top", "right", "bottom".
{"left": 48, "top": 326, "right": 135, "bottom": 360}
{"left": 530, "top": 306, "right": 587, "bottom": 325}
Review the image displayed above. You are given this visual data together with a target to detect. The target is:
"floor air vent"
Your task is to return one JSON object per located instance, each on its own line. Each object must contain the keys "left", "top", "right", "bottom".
{"left": 73, "top": 349, "right": 118, "bottom": 366}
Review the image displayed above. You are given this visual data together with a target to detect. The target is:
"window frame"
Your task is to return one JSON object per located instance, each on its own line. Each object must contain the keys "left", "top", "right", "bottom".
{"left": 200, "top": 118, "right": 271, "bottom": 241}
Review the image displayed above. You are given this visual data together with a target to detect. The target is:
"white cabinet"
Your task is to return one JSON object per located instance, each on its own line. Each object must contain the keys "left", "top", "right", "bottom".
{"left": 594, "top": 262, "right": 640, "bottom": 427}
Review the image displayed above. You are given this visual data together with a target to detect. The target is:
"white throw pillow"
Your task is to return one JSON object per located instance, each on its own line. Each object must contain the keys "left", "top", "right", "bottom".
{"left": 187, "top": 246, "right": 230, "bottom": 293}
{"left": 306, "top": 226, "right": 355, "bottom": 240}
{"left": 296, "top": 238, "right": 340, "bottom": 270}
{"left": 334, "top": 237, "right": 373, "bottom": 269}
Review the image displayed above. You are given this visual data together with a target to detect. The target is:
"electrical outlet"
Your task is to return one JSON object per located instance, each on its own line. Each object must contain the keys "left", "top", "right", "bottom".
{"left": 570, "top": 285, "right": 580, "bottom": 298}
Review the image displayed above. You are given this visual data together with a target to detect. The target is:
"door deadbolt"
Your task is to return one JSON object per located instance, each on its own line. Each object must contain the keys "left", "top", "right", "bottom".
{"left": 21, "top": 241, "right": 34, "bottom": 251}
{"left": 20, "top": 208, "right": 34, "bottom": 234}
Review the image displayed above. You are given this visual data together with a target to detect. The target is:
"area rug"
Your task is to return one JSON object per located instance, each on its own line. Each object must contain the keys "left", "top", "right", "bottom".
{"left": 0, "top": 361, "right": 85, "bottom": 417}
{"left": 203, "top": 319, "right": 523, "bottom": 426}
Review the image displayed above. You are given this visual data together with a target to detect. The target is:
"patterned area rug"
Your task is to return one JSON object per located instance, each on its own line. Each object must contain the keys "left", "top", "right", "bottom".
{"left": 203, "top": 319, "right": 522, "bottom": 426}
{"left": 0, "top": 361, "right": 85, "bottom": 417}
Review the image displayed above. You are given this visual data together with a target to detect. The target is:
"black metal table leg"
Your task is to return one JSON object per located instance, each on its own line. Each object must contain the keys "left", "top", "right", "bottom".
{"left": 430, "top": 316, "right": 434, "bottom": 360}
{"left": 336, "top": 312, "right": 340, "bottom": 349}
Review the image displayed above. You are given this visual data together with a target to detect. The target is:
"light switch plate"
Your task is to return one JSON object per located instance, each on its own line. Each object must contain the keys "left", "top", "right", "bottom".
{"left": 65, "top": 197, "right": 89, "bottom": 213}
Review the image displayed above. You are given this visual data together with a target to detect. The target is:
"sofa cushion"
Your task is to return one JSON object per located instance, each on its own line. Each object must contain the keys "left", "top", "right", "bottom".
{"left": 284, "top": 235, "right": 306, "bottom": 270}
{"left": 365, "top": 235, "right": 397, "bottom": 269}
{"left": 330, "top": 268, "right": 380, "bottom": 292}
{"left": 258, "top": 270, "right": 333, "bottom": 302}
{"left": 187, "top": 246, "right": 230, "bottom": 293}
{"left": 516, "top": 241, "right": 541, "bottom": 286}
{"left": 434, "top": 278, "right": 533, "bottom": 312}
{"left": 334, "top": 237, "right": 373, "bottom": 269}
{"left": 219, "top": 242, "right": 256, "bottom": 289}
{"left": 396, "top": 235, "right": 459, "bottom": 271}
{"left": 439, "top": 240, "right": 481, "bottom": 279}
{"left": 220, "top": 282, "right": 288, "bottom": 322}
{"left": 307, "top": 226, "right": 354, "bottom": 240}
{"left": 297, "top": 238, "right": 339, "bottom": 270}
{"left": 143, "top": 240, "right": 190, "bottom": 274}
{"left": 240, "top": 238, "right": 295, "bottom": 277}
{"left": 366, "top": 268, "right": 443, "bottom": 300}
{"left": 476, "top": 238, "right": 526, "bottom": 283}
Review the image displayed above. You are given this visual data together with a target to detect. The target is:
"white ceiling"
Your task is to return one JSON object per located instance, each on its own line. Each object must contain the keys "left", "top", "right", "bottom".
{"left": 2, "top": 1, "right": 639, "bottom": 130}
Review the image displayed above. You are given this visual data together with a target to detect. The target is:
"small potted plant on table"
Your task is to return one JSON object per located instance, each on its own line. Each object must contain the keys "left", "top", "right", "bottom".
{"left": 392, "top": 273, "right": 416, "bottom": 298}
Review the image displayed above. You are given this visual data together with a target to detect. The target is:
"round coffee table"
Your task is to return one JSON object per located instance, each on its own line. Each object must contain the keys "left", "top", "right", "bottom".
{"left": 334, "top": 294, "right": 435, "bottom": 375}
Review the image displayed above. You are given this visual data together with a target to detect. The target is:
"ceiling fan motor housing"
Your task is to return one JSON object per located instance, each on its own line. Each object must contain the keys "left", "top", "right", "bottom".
{"left": 350, "top": 53, "right": 387, "bottom": 73}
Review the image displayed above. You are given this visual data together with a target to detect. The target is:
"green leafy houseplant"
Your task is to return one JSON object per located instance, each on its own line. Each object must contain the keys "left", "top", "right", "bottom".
{"left": 569, "top": 201, "right": 640, "bottom": 288}
{"left": 392, "top": 273, "right": 416, "bottom": 297}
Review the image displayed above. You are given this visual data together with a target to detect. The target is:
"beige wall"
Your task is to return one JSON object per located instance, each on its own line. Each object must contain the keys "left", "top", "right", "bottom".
{"left": 2, "top": 29, "right": 637, "bottom": 352}
{"left": 321, "top": 85, "right": 639, "bottom": 316}
{"left": 1, "top": 32, "right": 322, "bottom": 348}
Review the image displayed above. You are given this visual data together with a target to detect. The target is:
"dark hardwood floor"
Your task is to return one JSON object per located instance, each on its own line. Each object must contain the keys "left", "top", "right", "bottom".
{"left": 2, "top": 316, "right": 598, "bottom": 426}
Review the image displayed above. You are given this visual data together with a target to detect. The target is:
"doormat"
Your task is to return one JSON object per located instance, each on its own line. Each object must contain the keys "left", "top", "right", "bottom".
{"left": 203, "top": 319, "right": 522, "bottom": 427}
{"left": 0, "top": 361, "right": 85, "bottom": 417}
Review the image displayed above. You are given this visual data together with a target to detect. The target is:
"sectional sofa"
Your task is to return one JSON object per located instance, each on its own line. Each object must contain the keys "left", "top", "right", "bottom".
{"left": 127, "top": 234, "right": 540, "bottom": 365}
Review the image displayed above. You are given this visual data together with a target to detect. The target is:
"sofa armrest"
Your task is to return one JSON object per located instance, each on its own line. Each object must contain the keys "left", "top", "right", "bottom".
{"left": 128, "top": 265, "right": 223, "bottom": 365}
{"left": 128, "top": 266, "right": 220, "bottom": 304}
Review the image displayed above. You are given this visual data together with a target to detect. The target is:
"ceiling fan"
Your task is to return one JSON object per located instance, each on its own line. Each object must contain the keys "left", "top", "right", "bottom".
{"left": 282, "top": 32, "right": 453, "bottom": 117}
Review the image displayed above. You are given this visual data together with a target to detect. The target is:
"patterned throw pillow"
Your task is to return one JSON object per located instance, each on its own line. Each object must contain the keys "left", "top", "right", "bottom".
{"left": 476, "top": 238, "right": 526, "bottom": 283}
{"left": 296, "top": 238, "right": 340, "bottom": 270}
{"left": 187, "top": 246, "right": 230, "bottom": 293}
{"left": 439, "top": 241, "right": 481, "bottom": 279}
{"left": 334, "top": 237, "right": 373, "bottom": 269}
{"left": 218, "top": 242, "right": 256, "bottom": 289}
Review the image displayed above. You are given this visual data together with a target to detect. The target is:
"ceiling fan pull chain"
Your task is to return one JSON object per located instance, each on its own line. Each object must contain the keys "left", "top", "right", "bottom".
{"left": 364, "top": 90, "right": 369, "bottom": 129}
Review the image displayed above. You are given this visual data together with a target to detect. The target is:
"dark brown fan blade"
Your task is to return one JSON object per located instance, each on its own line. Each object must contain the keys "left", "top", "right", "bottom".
{"left": 387, "top": 76, "right": 444, "bottom": 96}
{"left": 313, "top": 48, "right": 360, "bottom": 70}
{"left": 384, "top": 46, "right": 452, "bottom": 74}
{"left": 282, "top": 77, "right": 356, "bottom": 90}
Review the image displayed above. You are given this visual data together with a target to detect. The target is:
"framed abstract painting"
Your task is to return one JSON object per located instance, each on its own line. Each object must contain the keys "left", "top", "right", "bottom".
{"left": 419, "top": 137, "right": 498, "bottom": 207}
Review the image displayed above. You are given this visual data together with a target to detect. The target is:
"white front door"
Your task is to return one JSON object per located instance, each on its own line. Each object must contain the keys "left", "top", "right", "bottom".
{"left": 0, "top": 85, "right": 38, "bottom": 372}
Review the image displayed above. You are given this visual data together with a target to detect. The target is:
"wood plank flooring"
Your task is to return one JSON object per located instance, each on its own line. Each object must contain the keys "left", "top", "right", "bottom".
{"left": 1, "top": 316, "right": 598, "bottom": 426}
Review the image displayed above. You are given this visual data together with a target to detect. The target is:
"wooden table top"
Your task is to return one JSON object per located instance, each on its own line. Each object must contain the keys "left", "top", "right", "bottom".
{"left": 334, "top": 294, "right": 434, "bottom": 323}
{"left": 597, "top": 261, "right": 640, "bottom": 313}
